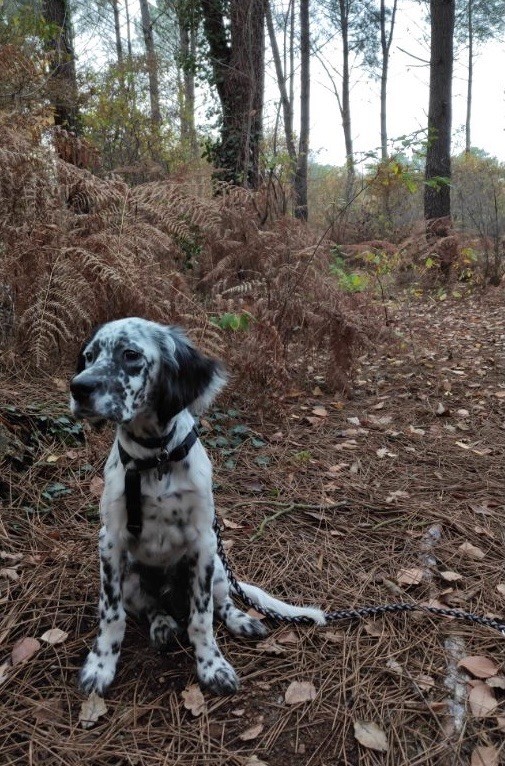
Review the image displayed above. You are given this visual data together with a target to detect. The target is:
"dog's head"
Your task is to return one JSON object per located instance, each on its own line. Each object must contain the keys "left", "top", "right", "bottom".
{"left": 69, "top": 318, "right": 226, "bottom": 426}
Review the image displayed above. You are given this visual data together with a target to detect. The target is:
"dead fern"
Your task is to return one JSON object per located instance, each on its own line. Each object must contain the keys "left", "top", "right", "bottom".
{"left": 0, "top": 99, "right": 380, "bottom": 402}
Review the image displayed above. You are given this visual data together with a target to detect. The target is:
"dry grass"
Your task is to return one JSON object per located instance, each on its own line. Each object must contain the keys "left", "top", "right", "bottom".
{"left": 1, "top": 292, "right": 505, "bottom": 766}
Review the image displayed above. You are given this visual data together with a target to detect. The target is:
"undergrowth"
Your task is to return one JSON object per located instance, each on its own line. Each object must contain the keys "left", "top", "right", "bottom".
{"left": 0, "top": 108, "right": 380, "bottom": 400}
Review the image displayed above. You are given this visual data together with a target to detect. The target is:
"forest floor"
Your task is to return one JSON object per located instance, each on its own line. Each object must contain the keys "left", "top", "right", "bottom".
{"left": 1, "top": 288, "right": 505, "bottom": 766}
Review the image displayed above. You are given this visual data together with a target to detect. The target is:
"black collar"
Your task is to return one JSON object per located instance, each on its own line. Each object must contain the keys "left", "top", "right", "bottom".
{"left": 117, "top": 426, "right": 199, "bottom": 538}
{"left": 123, "top": 425, "right": 176, "bottom": 450}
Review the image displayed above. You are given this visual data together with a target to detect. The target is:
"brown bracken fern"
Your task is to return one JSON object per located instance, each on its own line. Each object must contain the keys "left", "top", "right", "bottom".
{"left": 0, "top": 94, "right": 379, "bottom": 397}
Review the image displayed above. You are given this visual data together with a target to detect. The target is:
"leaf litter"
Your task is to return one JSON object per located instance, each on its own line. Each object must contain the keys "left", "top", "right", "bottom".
{"left": 1, "top": 294, "right": 505, "bottom": 764}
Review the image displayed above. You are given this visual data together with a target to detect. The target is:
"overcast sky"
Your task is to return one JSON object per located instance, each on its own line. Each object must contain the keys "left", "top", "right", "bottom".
{"left": 262, "top": 4, "right": 505, "bottom": 167}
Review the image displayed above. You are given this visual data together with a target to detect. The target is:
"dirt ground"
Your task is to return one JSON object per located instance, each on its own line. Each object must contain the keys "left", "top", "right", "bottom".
{"left": 1, "top": 290, "right": 505, "bottom": 766}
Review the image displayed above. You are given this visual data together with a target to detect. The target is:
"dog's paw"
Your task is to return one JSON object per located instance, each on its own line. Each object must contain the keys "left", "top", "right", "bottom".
{"left": 79, "top": 651, "right": 117, "bottom": 695}
{"left": 231, "top": 614, "right": 268, "bottom": 639}
{"left": 197, "top": 653, "right": 239, "bottom": 696}
{"left": 221, "top": 606, "right": 268, "bottom": 639}
{"left": 150, "top": 614, "right": 181, "bottom": 648}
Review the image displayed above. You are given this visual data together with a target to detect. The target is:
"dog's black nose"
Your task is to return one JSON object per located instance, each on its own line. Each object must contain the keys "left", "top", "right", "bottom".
{"left": 70, "top": 376, "right": 99, "bottom": 401}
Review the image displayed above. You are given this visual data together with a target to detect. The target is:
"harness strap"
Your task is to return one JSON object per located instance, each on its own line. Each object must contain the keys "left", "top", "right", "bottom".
{"left": 118, "top": 426, "right": 199, "bottom": 538}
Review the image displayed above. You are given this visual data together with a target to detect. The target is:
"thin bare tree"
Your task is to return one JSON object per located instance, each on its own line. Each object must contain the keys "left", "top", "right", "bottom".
{"left": 294, "top": 0, "right": 310, "bottom": 219}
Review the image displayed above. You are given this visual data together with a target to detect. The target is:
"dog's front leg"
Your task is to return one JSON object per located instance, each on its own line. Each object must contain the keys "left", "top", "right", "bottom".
{"left": 80, "top": 525, "right": 126, "bottom": 695}
{"left": 187, "top": 534, "right": 239, "bottom": 695}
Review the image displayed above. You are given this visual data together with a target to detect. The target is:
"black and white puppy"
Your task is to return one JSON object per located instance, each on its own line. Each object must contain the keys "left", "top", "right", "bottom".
{"left": 70, "top": 318, "right": 326, "bottom": 696}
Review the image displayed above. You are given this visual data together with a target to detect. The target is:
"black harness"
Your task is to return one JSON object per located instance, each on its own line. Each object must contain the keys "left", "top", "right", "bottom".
{"left": 117, "top": 425, "right": 199, "bottom": 538}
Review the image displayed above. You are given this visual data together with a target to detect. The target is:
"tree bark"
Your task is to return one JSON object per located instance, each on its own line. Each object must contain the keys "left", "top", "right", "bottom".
{"left": 294, "top": 0, "right": 310, "bottom": 220}
{"left": 200, "top": 0, "right": 266, "bottom": 188}
{"left": 139, "top": 0, "right": 162, "bottom": 128}
{"left": 125, "top": 0, "right": 134, "bottom": 60}
{"left": 424, "top": 0, "right": 455, "bottom": 221}
{"left": 338, "top": 0, "right": 354, "bottom": 201}
{"left": 42, "top": 0, "right": 80, "bottom": 132}
{"left": 380, "top": 0, "right": 397, "bottom": 162}
{"left": 178, "top": 10, "right": 198, "bottom": 157}
{"left": 110, "top": 0, "right": 124, "bottom": 67}
{"left": 465, "top": 0, "right": 473, "bottom": 153}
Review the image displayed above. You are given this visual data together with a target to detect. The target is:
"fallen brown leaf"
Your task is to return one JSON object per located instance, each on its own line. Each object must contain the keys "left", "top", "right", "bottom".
{"left": 397, "top": 567, "right": 424, "bottom": 586}
{"left": 471, "top": 745, "right": 499, "bottom": 766}
{"left": 276, "top": 630, "right": 299, "bottom": 645}
{"left": 89, "top": 476, "right": 104, "bottom": 498}
{"left": 458, "top": 655, "right": 499, "bottom": 679}
{"left": 285, "top": 680, "right": 317, "bottom": 705}
{"left": 181, "top": 684, "right": 206, "bottom": 717}
{"left": 11, "top": 637, "right": 40, "bottom": 666}
{"left": 40, "top": 628, "right": 68, "bottom": 645}
{"left": 222, "top": 518, "right": 242, "bottom": 529}
{"left": 415, "top": 674, "right": 435, "bottom": 691}
{"left": 468, "top": 681, "right": 498, "bottom": 717}
{"left": 239, "top": 722, "right": 264, "bottom": 741}
{"left": 79, "top": 692, "right": 107, "bottom": 729}
{"left": 243, "top": 756, "right": 269, "bottom": 766}
{"left": 353, "top": 720, "right": 388, "bottom": 752}
{"left": 458, "top": 541, "right": 485, "bottom": 560}
{"left": 255, "top": 639, "right": 285, "bottom": 655}
{"left": 439, "top": 570, "right": 463, "bottom": 582}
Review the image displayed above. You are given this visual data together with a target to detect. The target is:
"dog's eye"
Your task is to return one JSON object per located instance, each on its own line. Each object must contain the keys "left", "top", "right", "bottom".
{"left": 123, "top": 349, "right": 142, "bottom": 362}
{"left": 84, "top": 350, "right": 93, "bottom": 364}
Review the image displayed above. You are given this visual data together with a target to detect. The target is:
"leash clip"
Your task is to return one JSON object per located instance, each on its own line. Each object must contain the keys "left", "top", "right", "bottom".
{"left": 157, "top": 449, "right": 172, "bottom": 480}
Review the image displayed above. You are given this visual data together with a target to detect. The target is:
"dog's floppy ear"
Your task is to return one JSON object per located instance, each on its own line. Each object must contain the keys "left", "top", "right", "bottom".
{"left": 156, "top": 327, "right": 227, "bottom": 424}
{"left": 75, "top": 324, "right": 103, "bottom": 374}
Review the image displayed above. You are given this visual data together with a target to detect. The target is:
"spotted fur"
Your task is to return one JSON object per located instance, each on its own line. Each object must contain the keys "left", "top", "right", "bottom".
{"left": 70, "top": 318, "right": 326, "bottom": 697}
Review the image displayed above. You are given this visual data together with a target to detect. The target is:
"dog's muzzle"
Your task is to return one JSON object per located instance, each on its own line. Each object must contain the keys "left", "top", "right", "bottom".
{"left": 69, "top": 373, "right": 105, "bottom": 417}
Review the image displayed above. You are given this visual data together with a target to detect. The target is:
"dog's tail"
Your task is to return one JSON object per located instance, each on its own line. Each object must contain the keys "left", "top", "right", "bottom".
{"left": 233, "top": 581, "right": 327, "bottom": 626}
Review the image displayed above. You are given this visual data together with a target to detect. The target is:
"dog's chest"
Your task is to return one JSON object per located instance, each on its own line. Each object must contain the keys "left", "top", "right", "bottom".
{"left": 130, "top": 483, "right": 199, "bottom": 565}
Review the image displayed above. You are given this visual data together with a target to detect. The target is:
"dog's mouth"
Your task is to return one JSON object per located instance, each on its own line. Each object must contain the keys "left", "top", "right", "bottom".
{"left": 70, "top": 396, "right": 132, "bottom": 427}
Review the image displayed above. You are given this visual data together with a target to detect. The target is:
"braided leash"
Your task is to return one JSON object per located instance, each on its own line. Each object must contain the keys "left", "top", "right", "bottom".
{"left": 213, "top": 516, "right": 505, "bottom": 636}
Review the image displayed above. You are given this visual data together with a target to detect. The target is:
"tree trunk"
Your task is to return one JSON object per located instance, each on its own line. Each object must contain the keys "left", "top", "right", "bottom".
{"left": 294, "top": 0, "right": 309, "bottom": 220}
{"left": 339, "top": 0, "right": 354, "bottom": 200}
{"left": 266, "top": 0, "right": 297, "bottom": 163}
{"left": 380, "top": 0, "right": 398, "bottom": 162}
{"left": 139, "top": 0, "right": 162, "bottom": 128}
{"left": 178, "top": 10, "right": 198, "bottom": 158}
{"left": 111, "top": 0, "right": 124, "bottom": 67}
{"left": 465, "top": 0, "right": 473, "bottom": 153}
{"left": 289, "top": 0, "right": 295, "bottom": 132}
{"left": 125, "top": 0, "right": 134, "bottom": 60}
{"left": 201, "top": 0, "right": 266, "bottom": 188}
{"left": 424, "top": 0, "right": 455, "bottom": 222}
{"left": 42, "top": 0, "right": 80, "bottom": 132}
